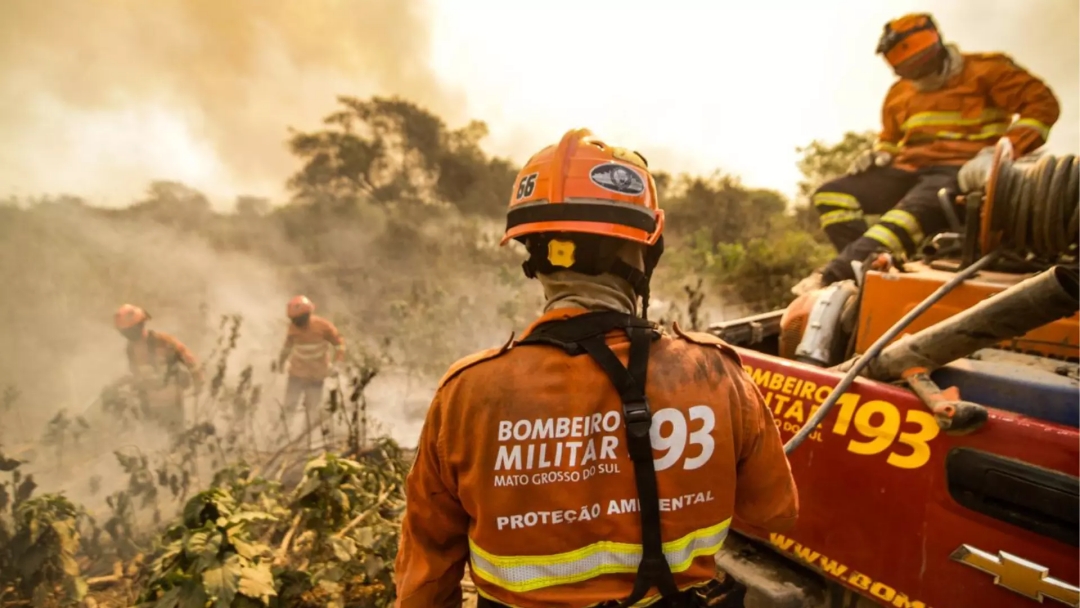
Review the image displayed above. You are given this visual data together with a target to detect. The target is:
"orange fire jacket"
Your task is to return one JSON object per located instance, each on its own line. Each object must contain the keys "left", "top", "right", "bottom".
{"left": 394, "top": 308, "right": 798, "bottom": 608}
{"left": 280, "top": 314, "right": 345, "bottom": 380}
{"left": 874, "top": 52, "right": 1060, "bottom": 170}
{"left": 126, "top": 330, "right": 202, "bottom": 390}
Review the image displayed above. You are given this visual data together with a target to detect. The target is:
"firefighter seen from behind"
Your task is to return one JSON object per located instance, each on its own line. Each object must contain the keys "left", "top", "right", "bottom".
{"left": 394, "top": 128, "right": 799, "bottom": 608}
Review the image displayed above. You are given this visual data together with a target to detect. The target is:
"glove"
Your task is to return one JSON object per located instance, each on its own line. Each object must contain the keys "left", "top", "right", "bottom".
{"left": 848, "top": 150, "right": 892, "bottom": 175}
{"left": 957, "top": 146, "right": 995, "bottom": 193}
{"left": 791, "top": 271, "right": 825, "bottom": 296}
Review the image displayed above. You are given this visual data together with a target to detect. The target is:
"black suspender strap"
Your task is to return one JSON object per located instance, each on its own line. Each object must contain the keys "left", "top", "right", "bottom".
{"left": 517, "top": 312, "right": 680, "bottom": 606}
{"left": 578, "top": 328, "right": 679, "bottom": 606}
{"left": 518, "top": 311, "right": 649, "bottom": 355}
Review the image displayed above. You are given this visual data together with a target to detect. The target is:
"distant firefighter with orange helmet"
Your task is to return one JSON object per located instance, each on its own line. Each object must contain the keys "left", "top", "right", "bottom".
{"left": 394, "top": 129, "right": 798, "bottom": 607}
{"left": 793, "top": 13, "right": 1060, "bottom": 295}
{"left": 277, "top": 295, "right": 346, "bottom": 432}
{"left": 114, "top": 304, "right": 203, "bottom": 434}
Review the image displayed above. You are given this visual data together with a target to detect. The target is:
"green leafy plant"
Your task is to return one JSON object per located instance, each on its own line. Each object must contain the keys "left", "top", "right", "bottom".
{"left": 274, "top": 447, "right": 405, "bottom": 608}
{"left": 140, "top": 488, "right": 277, "bottom": 608}
{"left": 0, "top": 451, "right": 87, "bottom": 607}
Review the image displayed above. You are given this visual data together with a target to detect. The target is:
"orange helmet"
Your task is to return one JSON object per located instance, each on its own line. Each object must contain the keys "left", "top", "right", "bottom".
{"left": 287, "top": 295, "right": 315, "bottom": 319}
{"left": 501, "top": 128, "right": 663, "bottom": 247}
{"left": 876, "top": 13, "right": 944, "bottom": 74}
{"left": 114, "top": 304, "right": 149, "bottom": 330}
{"left": 502, "top": 129, "right": 665, "bottom": 317}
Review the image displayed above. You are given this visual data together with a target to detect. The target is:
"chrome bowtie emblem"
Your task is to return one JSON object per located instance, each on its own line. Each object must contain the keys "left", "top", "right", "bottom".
{"left": 950, "top": 545, "right": 1080, "bottom": 607}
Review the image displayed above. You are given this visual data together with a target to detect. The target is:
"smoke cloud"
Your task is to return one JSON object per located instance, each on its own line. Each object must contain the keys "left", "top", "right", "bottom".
{"left": 0, "top": 204, "right": 287, "bottom": 434}
{"left": 0, "top": 0, "right": 461, "bottom": 206}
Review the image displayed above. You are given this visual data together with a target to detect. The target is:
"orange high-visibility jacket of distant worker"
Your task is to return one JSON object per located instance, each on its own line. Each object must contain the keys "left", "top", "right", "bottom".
{"left": 394, "top": 129, "right": 798, "bottom": 608}
{"left": 115, "top": 304, "right": 203, "bottom": 390}
{"left": 279, "top": 295, "right": 345, "bottom": 380}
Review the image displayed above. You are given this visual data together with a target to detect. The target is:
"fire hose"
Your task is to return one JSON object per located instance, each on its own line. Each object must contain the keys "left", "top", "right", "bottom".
{"left": 783, "top": 250, "right": 1001, "bottom": 454}
{"left": 785, "top": 141, "right": 1080, "bottom": 453}
{"left": 983, "top": 142, "right": 1079, "bottom": 258}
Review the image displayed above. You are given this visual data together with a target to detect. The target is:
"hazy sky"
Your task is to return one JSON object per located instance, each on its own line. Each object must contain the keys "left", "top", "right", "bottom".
{"left": 1, "top": 0, "right": 1076, "bottom": 207}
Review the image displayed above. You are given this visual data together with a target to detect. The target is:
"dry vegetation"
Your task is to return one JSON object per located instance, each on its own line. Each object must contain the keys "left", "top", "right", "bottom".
{"left": 0, "top": 94, "right": 865, "bottom": 606}
{"left": 2, "top": 327, "right": 413, "bottom": 608}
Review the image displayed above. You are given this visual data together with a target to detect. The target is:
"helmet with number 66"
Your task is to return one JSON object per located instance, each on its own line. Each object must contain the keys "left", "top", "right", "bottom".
{"left": 502, "top": 128, "right": 663, "bottom": 247}
{"left": 502, "top": 128, "right": 666, "bottom": 317}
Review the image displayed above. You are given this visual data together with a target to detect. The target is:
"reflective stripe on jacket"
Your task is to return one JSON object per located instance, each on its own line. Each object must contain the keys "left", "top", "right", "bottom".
{"left": 394, "top": 308, "right": 798, "bottom": 608}
{"left": 469, "top": 518, "right": 731, "bottom": 597}
{"left": 281, "top": 315, "right": 345, "bottom": 380}
{"left": 875, "top": 51, "right": 1059, "bottom": 170}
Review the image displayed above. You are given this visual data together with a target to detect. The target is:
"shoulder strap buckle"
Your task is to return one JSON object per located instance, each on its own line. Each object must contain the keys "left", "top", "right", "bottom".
{"left": 622, "top": 399, "right": 653, "bottom": 461}
{"left": 623, "top": 399, "right": 651, "bottom": 426}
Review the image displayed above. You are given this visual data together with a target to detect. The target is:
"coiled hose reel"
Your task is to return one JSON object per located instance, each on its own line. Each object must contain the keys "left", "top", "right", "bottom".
{"left": 786, "top": 140, "right": 1079, "bottom": 454}
{"left": 979, "top": 138, "right": 1079, "bottom": 261}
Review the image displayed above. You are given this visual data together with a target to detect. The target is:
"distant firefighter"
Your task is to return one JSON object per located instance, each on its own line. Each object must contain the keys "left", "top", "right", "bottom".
{"left": 114, "top": 304, "right": 203, "bottom": 434}
{"left": 277, "top": 295, "right": 346, "bottom": 435}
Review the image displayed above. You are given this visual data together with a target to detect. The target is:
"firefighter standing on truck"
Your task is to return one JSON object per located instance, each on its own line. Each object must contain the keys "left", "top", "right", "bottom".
{"left": 115, "top": 304, "right": 203, "bottom": 435}
{"left": 277, "top": 295, "right": 345, "bottom": 435}
{"left": 793, "top": 13, "right": 1060, "bottom": 295}
{"left": 394, "top": 129, "right": 799, "bottom": 608}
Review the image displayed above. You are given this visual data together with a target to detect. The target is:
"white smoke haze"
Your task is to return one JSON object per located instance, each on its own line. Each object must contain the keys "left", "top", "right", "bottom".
{"left": 1, "top": 1, "right": 1075, "bottom": 202}
{"left": 0, "top": 186, "right": 542, "bottom": 508}
{"left": 427, "top": 0, "right": 1079, "bottom": 199}
{"left": 0, "top": 0, "right": 1075, "bottom": 513}
{"left": 0, "top": 0, "right": 477, "bottom": 473}
{"left": 5, "top": 208, "right": 269, "bottom": 429}
{"left": 0, "top": 0, "right": 464, "bottom": 206}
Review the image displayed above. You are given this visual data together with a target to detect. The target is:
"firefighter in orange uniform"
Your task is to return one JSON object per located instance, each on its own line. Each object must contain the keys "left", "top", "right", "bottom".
{"left": 394, "top": 129, "right": 798, "bottom": 608}
{"left": 115, "top": 304, "right": 203, "bottom": 434}
{"left": 794, "top": 13, "right": 1060, "bottom": 294}
{"left": 277, "top": 295, "right": 345, "bottom": 432}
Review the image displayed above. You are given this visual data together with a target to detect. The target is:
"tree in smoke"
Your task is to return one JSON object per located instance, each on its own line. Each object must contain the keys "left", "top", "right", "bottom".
{"left": 234, "top": 196, "right": 270, "bottom": 219}
{"left": 664, "top": 172, "right": 789, "bottom": 247}
{"left": 124, "top": 181, "right": 215, "bottom": 232}
{"left": 286, "top": 96, "right": 516, "bottom": 217}
{"left": 656, "top": 171, "right": 832, "bottom": 315}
